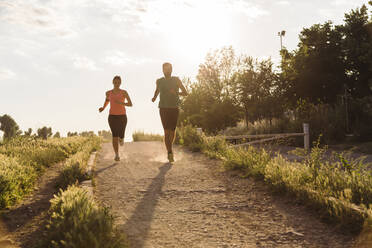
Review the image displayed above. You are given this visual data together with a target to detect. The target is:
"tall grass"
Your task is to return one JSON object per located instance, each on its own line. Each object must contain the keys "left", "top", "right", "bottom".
{"left": 132, "top": 130, "right": 163, "bottom": 142}
{"left": 55, "top": 136, "right": 100, "bottom": 189}
{"left": 0, "top": 154, "right": 37, "bottom": 208}
{"left": 177, "top": 125, "right": 372, "bottom": 232}
{"left": 38, "top": 185, "right": 128, "bottom": 248}
{"left": 0, "top": 136, "right": 98, "bottom": 209}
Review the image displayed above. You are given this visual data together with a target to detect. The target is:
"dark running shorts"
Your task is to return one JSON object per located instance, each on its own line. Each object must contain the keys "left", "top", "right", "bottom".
{"left": 108, "top": 115, "right": 127, "bottom": 138}
{"left": 159, "top": 108, "right": 179, "bottom": 131}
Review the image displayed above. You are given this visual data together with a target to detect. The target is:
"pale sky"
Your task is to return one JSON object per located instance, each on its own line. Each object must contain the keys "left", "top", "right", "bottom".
{"left": 0, "top": 0, "right": 369, "bottom": 140}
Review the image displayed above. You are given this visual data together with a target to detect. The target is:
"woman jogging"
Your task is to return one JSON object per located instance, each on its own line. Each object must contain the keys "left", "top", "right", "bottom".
{"left": 152, "top": 62, "right": 188, "bottom": 163}
{"left": 99, "top": 75, "right": 133, "bottom": 161}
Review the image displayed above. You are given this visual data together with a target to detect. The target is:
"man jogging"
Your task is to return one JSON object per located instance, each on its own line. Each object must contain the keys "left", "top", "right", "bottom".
{"left": 152, "top": 63, "right": 188, "bottom": 163}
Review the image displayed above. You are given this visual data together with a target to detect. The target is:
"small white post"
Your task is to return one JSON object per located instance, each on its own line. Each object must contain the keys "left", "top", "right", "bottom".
{"left": 303, "top": 123, "right": 310, "bottom": 151}
{"left": 196, "top": 128, "right": 203, "bottom": 135}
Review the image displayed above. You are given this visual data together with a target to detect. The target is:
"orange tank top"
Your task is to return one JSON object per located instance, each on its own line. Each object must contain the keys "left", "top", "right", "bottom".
{"left": 109, "top": 90, "right": 126, "bottom": 115}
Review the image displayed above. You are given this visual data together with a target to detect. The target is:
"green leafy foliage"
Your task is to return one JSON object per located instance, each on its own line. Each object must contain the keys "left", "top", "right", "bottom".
{"left": 39, "top": 185, "right": 128, "bottom": 248}
{"left": 179, "top": 47, "right": 242, "bottom": 134}
{"left": 176, "top": 125, "right": 205, "bottom": 152}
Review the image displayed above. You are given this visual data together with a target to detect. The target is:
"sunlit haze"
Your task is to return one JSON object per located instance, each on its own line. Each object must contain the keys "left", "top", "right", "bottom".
{"left": 0, "top": 0, "right": 368, "bottom": 140}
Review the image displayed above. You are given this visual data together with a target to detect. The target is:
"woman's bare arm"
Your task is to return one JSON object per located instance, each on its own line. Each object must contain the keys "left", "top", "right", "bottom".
{"left": 99, "top": 91, "right": 110, "bottom": 112}
{"left": 124, "top": 90, "right": 133, "bottom": 107}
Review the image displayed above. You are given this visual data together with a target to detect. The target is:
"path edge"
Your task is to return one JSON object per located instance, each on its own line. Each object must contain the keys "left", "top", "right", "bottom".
{"left": 80, "top": 151, "right": 97, "bottom": 198}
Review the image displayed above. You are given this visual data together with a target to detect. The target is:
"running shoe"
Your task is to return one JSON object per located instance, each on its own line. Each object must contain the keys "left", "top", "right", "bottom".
{"left": 114, "top": 154, "right": 120, "bottom": 161}
{"left": 119, "top": 138, "right": 124, "bottom": 146}
{"left": 168, "top": 152, "right": 174, "bottom": 163}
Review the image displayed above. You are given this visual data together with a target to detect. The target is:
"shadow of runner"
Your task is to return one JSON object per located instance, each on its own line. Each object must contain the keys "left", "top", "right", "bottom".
{"left": 121, "top": 162, "right": 172, "bottom": 248}
{"left": 95, "top": 162, "right": 118, "bottom": 175}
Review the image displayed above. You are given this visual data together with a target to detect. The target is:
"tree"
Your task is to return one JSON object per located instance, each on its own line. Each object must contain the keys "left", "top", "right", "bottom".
{"left": 180, "top": 47, "right": 242, "bottom": 133}
{"left": 37, "top": 127, "right": 52, "bottom": 140}
{"left": 202, "top": 97, "right": 241, "bottom": 133}
{"left": 80, "top": 131, "right": 95, "bottom": 137}
{"left": 67, "top": 131, "right": 78, "bottom": 137}
{"left": 197, "top": 47, "right": 239, "bottom": 98}
{"left": 179, "top": 81, "right": 208, "bottom": 127}
{"left": 24, "top": 128, "right": 33, "bottom": 136}
{"left": 0, "top": 114, "right": 21, "bottom": 139}
{"left": 53, "top": 132, "right": 61, "bottom": 138}
{"left": 281, "top": 21, "right": 347, "bottom": 104}
{"left": 340, "top": 5, "right": 372, "bottom": 98}
{"left": 234, "top": 57, "right": 281, "bottom": 126}
{"left": 281, "top": 5, "right": 372, "bottom": 104}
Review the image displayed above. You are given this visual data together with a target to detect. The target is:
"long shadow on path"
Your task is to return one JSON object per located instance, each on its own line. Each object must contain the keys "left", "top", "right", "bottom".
{"left": 121, "top": 163, "right": 171, "bottom": 248}
{"left": 95, "top": 162, "right": 118, "bottom": 175}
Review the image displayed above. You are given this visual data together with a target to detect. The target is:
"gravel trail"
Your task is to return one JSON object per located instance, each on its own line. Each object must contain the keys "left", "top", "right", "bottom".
{"left": 94, "top": 141, "right": 356, "bottom": 248}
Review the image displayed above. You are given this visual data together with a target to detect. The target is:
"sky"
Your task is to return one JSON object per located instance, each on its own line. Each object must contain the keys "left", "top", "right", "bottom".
{"left": 0, "top": 0, "right": 369, "bottom": 141}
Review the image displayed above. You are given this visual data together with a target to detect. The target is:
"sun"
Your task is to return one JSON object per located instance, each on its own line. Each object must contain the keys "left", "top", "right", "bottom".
{"left": 141, "top": 0, "right": 232, "bottom": 63}
{"left": 169, "top": 4, "right": 232, "bottom": 62}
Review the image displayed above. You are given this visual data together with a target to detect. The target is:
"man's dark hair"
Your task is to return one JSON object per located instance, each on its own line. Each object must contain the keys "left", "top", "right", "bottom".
{"left": 162, "top": 62, "right": 172, "bottom": 69}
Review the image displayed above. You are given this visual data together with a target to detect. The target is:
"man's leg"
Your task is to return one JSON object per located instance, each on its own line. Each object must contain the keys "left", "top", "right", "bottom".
{"left": 165, "top": 129, "right": 176, "bottom": 162}
{"left": 164, "top": 129, "right": 172, "bottom": 153}
{"left": 168, "top": 129, "right": 176, "bottom": 152}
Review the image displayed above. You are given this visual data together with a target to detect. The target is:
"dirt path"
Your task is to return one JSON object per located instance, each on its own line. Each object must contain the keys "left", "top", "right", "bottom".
{"left": 95, "top": 142, "right": 356, "bottom": 248}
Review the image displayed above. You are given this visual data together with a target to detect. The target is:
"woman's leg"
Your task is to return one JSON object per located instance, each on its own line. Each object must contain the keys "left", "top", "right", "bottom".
{"left": 108, "top": 115, "right": 120, "bottom": 158}
{"left": 112, "top": 137, "right": 119, "bottom": 155}
{"left": 119, "top": 115, "right": 127, "bottom": 146}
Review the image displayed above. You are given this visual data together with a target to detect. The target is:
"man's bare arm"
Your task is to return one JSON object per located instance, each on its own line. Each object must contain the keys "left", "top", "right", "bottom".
{"left": 178, "top": 78, "right": 188, "bottom": 96}
{"left": 152, "top": 80, "right": 160, "bottom": 102}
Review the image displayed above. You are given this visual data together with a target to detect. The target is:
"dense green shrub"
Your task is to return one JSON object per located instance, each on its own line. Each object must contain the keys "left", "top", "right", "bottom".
{"left": 176, "top": 125, "right": 205, "bottom": 152}
{"left": 39, "top": 185, "right": 128, "bottom": 248}
{"left": 202, "top": 136, "right": 229, "bottom": 159}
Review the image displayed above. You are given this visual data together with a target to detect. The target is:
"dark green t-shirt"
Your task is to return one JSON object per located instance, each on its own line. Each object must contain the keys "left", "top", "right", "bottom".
{"left": 157, "top": 76, "right": 180, "bottom": 108}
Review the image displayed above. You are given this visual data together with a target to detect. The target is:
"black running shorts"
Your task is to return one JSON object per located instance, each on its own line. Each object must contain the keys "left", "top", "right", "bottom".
{"left": 108, "top": 115, "right": 127, "bottom": 138}
{"left": 159, "top": 108, "right": 179, "bottom": 131}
